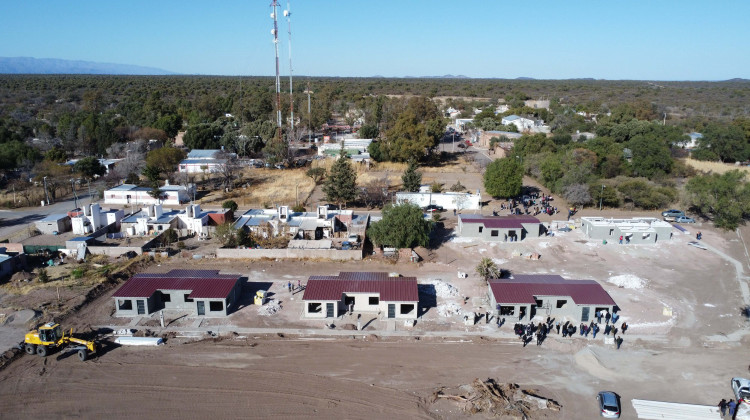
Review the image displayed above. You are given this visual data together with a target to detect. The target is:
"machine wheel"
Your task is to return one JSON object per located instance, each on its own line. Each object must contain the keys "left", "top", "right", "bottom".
{"left": 24, "top": 344, "right": 36, "bottom": 355}
{"left": 77, "top": 349, "right": 87, "bottom": 362}
{"left": 36, "top": 345, "right": 48, "bottom": 357}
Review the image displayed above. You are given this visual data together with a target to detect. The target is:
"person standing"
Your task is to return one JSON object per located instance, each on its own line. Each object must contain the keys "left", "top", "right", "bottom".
{"left": 616, "top": 336, "right": 623, "bottom": 349}
{"left": 729, "top": 399, "right": 737, "bottom": 418}
{"left": 592, "top": 324, "right": 599, "bottom": 339}
{"left": 621, "top": 322, "right": 628, "bottom": 334}
{"left": 619, "top": 235, "right": 623, "bottom": 244}
{"left": 605, "top": 312, "right": 611, "bottom": 325}
{"left": 288, "top": 281, "right": 292, "bottom": 292}
{"left": 556, "top": 322, "right": 560, "bottom": 334}
{"left": 718, "top": 399, "right": 727, "bottom": 417}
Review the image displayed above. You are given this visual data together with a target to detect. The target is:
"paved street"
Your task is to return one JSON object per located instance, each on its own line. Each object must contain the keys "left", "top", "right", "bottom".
{"left": 0, "top": 193, "right": 92, "bottom": 240}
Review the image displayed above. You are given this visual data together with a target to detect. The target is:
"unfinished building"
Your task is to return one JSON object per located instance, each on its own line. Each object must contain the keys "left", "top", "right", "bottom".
{"left": 581, "top": 217, "right": 672, "bottom": 244}
{"left": 302, "top": 272, "right": 419, "bottom": 320}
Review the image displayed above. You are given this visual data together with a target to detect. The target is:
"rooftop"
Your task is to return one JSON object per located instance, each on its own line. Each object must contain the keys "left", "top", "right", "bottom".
{"left": 302, "top": 272, "right": 419, "bottom": 302}
{"left": 38, "top": 214, "right": 69, "bottom": 222}
{"left": 186, "top": 149, "right": 221, "bottom": 159}
{"left": 459, "top": 214, "right": 541, "bottom": 229}
{"left": 180, "top": 158, "right": 226, "bottom": 165}
{"left": 582, "top": 217, "right": 672, "bottom": 230}
{"left": 113, "top": 269, "right": 241, "bottom": 299}
{"left": 489, "top": 275, "right": 616, "bottom": 306}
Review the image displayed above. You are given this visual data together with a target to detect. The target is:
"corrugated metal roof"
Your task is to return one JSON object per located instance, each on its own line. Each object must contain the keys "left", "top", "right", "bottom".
{"left": 489, "top": 275, "right": 616, "bottom": 306}
{"left": 187, "top": 149, "right": 221, "bottom": 159}
{"left": 113, "top": 269, "right": 240, "bottom": 299}
{"left": 302, "top": 272, "right": 418, "bottom": 302}
{"left": 460, "top": 215, "right": 540, "bottom": 229}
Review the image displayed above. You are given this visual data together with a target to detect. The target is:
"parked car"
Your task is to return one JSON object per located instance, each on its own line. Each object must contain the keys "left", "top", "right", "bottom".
{"left": 347, "top": 234, "right": 360, "bottom": 244}
{"left": 424, "top": 204, "right": 445, "bottom": 212}
{"left": 661, "top": 209, "right": 685, "bottom": 221}
{"left": 596, "top": 391, "right": 620, "bottom": 418}
{"left": 674, "top": 216, "right": 695, "bottom": 223}
{"left": 732, "top": 378, "right": 750, "bottom": 402}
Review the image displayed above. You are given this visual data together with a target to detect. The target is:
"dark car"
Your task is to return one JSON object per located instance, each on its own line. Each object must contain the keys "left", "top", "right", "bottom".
{"left": 424, "top": 204, "right": 444, "bottom": 212}
{"left": 597, "top": 391, "right": 620, "bottom": 418}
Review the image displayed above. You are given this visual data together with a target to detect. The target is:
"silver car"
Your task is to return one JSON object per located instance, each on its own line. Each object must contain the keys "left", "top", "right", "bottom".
{"left": 597, "top": 391, "right": 620, "bottom": 418}
{"left": 732, "top": 377, "right": 750, "bottom": 402}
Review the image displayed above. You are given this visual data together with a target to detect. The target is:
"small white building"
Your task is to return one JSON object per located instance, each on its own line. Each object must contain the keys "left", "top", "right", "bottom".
{"left": 501, "top": 115, "right": 536, "bottom": 131}
{"left": 234, "top": 205, "right": 363, "bottom": 241}
{"left": 178, "top": 149, "right": 227, "bottom": 173}
{"left": 71, "top": 203, "right": 124, "bottom": 235}
{"left": 317, "top": 139, "right": 372, "bottom": 157}
{"left": 176, "top": 204, "right": 210, "bottom": 236}
{"left": 455, "top": 118, "right": 474, "bottom": 132}
{"left": 35, "top": 214, "right": 71, "bottom": 235}
{"left": 395, "top": 191, "right": 481, "bottom": 211}
{"left": 121, "top": 204, "right": 181, "bottom": 236}
{"left": 104, "top": 183, "right": 194, "bottom": 206}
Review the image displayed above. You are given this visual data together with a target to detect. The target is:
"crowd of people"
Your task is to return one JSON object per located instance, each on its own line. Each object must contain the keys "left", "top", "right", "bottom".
{"left": 509, "top": 311, "right": 627, "bottom": 349}
{"left": 497, "top": 193, "right": 558, "bottom": 217}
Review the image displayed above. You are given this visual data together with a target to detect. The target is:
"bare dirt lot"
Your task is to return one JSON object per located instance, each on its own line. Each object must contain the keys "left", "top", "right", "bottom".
{"left": 1, "top": 161, "right": 749, "bottom": 418}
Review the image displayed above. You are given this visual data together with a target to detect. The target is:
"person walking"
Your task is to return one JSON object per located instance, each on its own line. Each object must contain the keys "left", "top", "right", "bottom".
{"left": 619, "top": 235, "right": 623, "bottom": 244}
{"left": 556, "top": 322, "right": 560, "bottom": 334}
{"left": 718, "top": 399, "right": 727, "bottom": 417}
{"left": 621, "top": 322, "right": 628, "bottom": 334}
{"left": 592, "top": 324, "right": 599, "bottom": 339}
{"left": 616, "top": 336, "right": 623, "bottom": 349}
{"left": 288, "top": 281, "right": 292, "bottom": 292}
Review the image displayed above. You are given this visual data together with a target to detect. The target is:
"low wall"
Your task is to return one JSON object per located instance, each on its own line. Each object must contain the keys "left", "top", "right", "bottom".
{"left": 87, "top": 246, "right": 143, "bottom": 257}
{"left": 216, "top": 248, "right": 362, "bottom": 261}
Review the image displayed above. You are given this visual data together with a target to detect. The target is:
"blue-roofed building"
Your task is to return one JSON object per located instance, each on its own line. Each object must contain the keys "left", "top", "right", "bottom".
{"left": 186, "top": 149, "right": 221, "bottom": 159}
{"left": 501, "top": 114, "right": 535, "bottom": 131}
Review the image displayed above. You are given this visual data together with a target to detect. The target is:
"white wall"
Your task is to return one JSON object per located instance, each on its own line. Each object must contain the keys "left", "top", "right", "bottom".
{"left": 395, "top": 192, "right": 481, "bottom": 210}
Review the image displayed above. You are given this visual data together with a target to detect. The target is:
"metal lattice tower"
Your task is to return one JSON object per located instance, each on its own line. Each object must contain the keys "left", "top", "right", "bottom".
{"left": 270, "top": 1, "right": 282, "bottom": 130}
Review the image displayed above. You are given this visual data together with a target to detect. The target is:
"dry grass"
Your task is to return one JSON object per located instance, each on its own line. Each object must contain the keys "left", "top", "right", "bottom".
{"left": 683, "top": 158, "right": 750, "bottom": 179}
{"left": 199, "top": 168, "right": 316, "bottom": 208}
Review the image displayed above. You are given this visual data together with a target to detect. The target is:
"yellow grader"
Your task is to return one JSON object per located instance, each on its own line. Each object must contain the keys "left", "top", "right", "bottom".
{"left": 23, "top": 322, "right": 97, "bottom": 361}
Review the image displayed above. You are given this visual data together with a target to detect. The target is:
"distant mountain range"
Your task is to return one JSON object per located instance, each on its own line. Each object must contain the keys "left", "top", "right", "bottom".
{"left": 0, "top": 57, "right": 174, "bottom": 75}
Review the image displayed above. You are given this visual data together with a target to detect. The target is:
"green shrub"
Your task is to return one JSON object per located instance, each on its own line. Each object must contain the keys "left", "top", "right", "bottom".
{"left": 71, "top": 267, "right": 85, "bottom": 279}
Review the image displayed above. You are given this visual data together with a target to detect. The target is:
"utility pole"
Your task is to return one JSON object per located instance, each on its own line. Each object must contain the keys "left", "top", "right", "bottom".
{"left": 71, "top": 179, "right": 79, "bottom": 209}
{"left": 599, "top": 185, "right": 605, "bottom": 211}
{"left": 42, "top": 176, "right": 51, "bottom": 206}
{"left": 284, "top": 1, "right": 294, "bottom": 133}
{"left": 87, "top": 179, "right": 92, "bottom": 205}
{"left": 304, "top": 83, "right": 313, "bottom": 144}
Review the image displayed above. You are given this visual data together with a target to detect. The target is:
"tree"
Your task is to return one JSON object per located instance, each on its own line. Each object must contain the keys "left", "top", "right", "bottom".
{"left": 44, "top": 147, "right": 67, "bottom": 163}
{"left": 475, "top": 257, "right": 501, "bottom": 281}
{"left": 161, "top": 228, "right": 178, "bottom": 247}
{"left": 449, "top": 180, "right": 466, "bottom": 192}
{"left": 183, "top": 123, "right": 223, "bottom": 149}
{"left": 145, "top": 147, "right": 186, "bottom": 176}
{"left": 73, "top": 156, "right": 106, "bottom": 180}
{"left": 306, "top": 167, "right": 326, "bottom": 185}
{"left": 484, "top": 158, "right": 523, "bottom": 198}
{"left": 401, "top": 160, "right": 422, "bottom": 192}
{"left": 685, "top": 170, "right": 750, "bottom": 230}
{"left": 38, "top": 267, "right": 49, "bottom": 283}
{"left": 359, "top": 124, "right": 379, "bottom": 139}
{"left": 697, "top": 123, "right": 748, "bottom": 163}
{"left": 222, "top": 200, "right": 238, "bottom": 212}
{"left": 215, "top": 222, "right": 239, "bottom": 248}
{"left": 367, "top": 203, "right": 432, "bottom": 249}
{"left": 628, "top": 135, "right": 673, "bottom": 179}
{"left": 562, "top": 184, "right": 592, "bottom": 206}
{"left": 322, "top": 150, "right": 357, "bottom": 207}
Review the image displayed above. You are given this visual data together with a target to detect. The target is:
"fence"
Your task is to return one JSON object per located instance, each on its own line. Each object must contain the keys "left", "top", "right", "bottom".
{"left": 216, "top": 247, "right": 363, "bottom": 261}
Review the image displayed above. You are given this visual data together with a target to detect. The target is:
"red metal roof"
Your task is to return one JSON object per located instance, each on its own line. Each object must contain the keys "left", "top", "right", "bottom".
{"left": 460, "top": 215, "right": 541, "bottom": 229}
{"left": 302, "top": 272, "right": 418, "bottom": 302}
{"left": 113, "top": 269, "right": 240, "bottom": 299}
{"left": 489, "top": 275, "right": 616, "bottom": 306}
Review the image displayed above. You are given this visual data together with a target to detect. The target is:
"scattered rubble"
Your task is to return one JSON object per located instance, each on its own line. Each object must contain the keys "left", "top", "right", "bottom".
{"left": 426, "top": 279, "right": 460, "bottom": 298}
{"left": 437, "top": 302, "right": 463, "bottom": 317}
{"left": 258, "top": 299, "right": 282, "bottom": 316}
{"left": 432, "top": 378, "right": 561, "bottom": 419}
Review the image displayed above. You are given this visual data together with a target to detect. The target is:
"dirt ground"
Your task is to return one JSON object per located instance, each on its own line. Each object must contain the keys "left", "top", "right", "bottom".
{"left": 1, "top": 162, "right": 749, "bottom": 418}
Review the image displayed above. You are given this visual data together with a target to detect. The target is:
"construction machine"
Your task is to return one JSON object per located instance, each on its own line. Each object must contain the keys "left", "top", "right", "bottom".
{"left": 23, "top": 322, "right": 97, "bottom": 361}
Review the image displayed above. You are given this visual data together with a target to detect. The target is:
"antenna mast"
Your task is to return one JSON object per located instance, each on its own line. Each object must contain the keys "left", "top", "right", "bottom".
{"left": 284, "top": 2, "right": 294, "bottom": 133}
{"left": 271, "top": 1, "right": 282, "bottom": 131}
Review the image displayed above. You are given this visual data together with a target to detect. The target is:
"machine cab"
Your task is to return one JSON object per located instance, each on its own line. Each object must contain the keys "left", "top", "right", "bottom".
{"left": 38, "top": 323, "right": 62, "bottom": 343}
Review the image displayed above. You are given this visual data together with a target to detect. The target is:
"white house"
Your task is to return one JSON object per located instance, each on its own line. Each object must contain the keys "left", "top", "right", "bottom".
{"left": 178, "top": 149, "right": 227, "bottom": 174}
{"left": 104, "top": 183, "right": 195, "bottom": 206}
{"left": 501, "top": 115, "right": 535, "bottom": 131}
{"left": 455, "top": 118, "right": 474, "bottom": 132}
{"left": 71, "top": 203, "right": 124, "bottom": 235}
{"left": 234, "top": 205, "right": 364, "bottom": 241}
{"left": 317, "top": 139, "right": 372, "bottom": 157}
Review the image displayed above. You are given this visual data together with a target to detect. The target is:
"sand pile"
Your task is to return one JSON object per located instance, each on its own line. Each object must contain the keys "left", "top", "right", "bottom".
{"left": 608, "top": 274, "right": 646, "bottom": 289}
{"left": 432, "top": 378, "right": 561, "bottom": 418}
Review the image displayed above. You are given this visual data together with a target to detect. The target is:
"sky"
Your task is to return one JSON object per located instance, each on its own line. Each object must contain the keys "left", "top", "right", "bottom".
{"left": 1, "top": 0, "right": 749, "bottom": 80}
